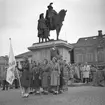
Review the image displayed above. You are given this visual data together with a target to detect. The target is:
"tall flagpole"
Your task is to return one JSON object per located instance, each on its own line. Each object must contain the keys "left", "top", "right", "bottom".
{"left": 15, "top": 66, "right": 23, "bottom": 95}
{"left": 9, "top": 38, "right": 23, "bottom": 95}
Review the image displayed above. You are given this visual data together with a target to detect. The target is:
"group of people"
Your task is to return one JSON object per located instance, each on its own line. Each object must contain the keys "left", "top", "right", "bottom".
{"left": 68, "top": 63, "right": 105, "bottom": 86}
{"left": 16, "top": 56, "right": 70, "bottom": 98}
{"left": 1, "top": 55, "right": 105, "bottom": 98}
{"left": 69, "top": 62, "right": 91, "bottom": 84}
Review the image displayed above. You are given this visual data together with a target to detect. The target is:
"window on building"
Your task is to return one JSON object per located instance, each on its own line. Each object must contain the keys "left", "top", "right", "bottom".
{"left": 76, "top": 54, "right": 83, "bottom": 63}
{"left": 20, "top": 61, "right": 24, "bottom": 64}
{"left": 97, "top": 48, "right": 104, "bottom": 62}
{"left": 86, "top": 53, "right": 93, "bottom": 62}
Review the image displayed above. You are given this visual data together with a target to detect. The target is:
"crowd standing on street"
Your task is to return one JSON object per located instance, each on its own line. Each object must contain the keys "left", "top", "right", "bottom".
{"left": 0, "top": 55, "right": 105, "bottom": 98}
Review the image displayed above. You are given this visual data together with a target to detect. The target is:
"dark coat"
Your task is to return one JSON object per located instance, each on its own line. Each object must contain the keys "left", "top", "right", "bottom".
{"left": 41, "top": 64, "right": 51, "bottom": 88}
{"left": 32, "top": 66, "right": 40, "bottom": 89}
{"left": 37, "top": 18, "right": 49, "bottom": 38}
{"left": 18, "top": 61, "right": 30, "bottom": 88}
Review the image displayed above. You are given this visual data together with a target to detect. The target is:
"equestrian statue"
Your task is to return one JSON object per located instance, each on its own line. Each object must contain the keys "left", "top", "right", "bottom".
{"left": 37, "top": 3, "right": 67, "bottom": 43}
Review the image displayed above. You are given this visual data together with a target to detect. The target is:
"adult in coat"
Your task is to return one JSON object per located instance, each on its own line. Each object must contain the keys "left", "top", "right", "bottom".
{"left": 50, "top": 57, "right": 60, "bottom": 94}
{"left": 58, "top": 58, "right": 64, "bottom": 92}
{"left": 63, "top": 62, "right": 70, "bottom": 91}
{"left": 74, "top": 63, "right": 80, "bottom": 80}
{"left": 41, "top": 59, "right": 51, "bottom": 94}
{"left": 17, "top": 56, "right": 30, "bottom": 97}
{"left": 32, "top": 62, "right": 41, "bottom": 94}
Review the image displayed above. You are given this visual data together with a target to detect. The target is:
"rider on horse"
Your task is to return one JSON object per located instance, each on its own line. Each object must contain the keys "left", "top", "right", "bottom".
{"left": 45, "top": 3, "right": 57, "bottom": 29}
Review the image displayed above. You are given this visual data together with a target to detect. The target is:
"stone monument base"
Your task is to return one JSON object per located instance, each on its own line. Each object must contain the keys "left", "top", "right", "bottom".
{"left": 28, "top": 40, "right": 73, "bottom": 63}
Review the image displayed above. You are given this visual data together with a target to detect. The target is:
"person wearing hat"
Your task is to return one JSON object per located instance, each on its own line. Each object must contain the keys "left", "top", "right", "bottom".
{"left": 41, "top": 59, "right": 51, "bottom": 94}
{"left": 37, "top": 13, "right": 49, "bottom": 42}
{"left": 50, "top": 57, "right": 60, "bottom": 94}
{"left": 17, "top": 56, "right": 30, "bottom": 98}
{"left": 45, "top": 2, "right": 57, "bottom": 28}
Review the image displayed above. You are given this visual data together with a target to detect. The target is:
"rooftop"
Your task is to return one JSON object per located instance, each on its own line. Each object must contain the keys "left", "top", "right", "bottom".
{"left": 74, "top": 31, "right": 105, "bottom": 47}
{"left": 15, "top": 51, "right": 32, "bottom": 59}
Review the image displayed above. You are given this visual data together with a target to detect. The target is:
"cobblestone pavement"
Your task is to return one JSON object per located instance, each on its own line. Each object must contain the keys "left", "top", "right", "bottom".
{"left": 0, "top": 85, "right": 105, "bottom": 105}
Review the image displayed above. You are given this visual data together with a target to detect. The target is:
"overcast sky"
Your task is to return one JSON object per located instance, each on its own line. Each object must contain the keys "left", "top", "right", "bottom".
{"left": 0, "top": 0, "right": 105, "bottom": 56}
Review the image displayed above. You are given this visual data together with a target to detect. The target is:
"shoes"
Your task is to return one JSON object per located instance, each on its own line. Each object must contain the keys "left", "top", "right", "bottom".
{"left": 59, "top": 90, "right": 63, "bottom": 93}
{"left": 53, "top": 91, "right": 58, "bottom": 95}
{"left": 23, "top": 93, "right": 29, "bottom": 98}
{"left": 36, "top": 91, "right": 40, "bottom": 94}
{"left": 22, "top": 93, "right": 29, "bottom": 98}
{"left": 43, "top": 91, "right": 48, "bottom": 95}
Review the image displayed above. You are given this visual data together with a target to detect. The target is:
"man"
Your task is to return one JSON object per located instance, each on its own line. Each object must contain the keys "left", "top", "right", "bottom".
{"left": 50, "top": 46, "right": 60, "bottom": 60}
{"left": 45, "top": 2, "right": 57, "bottom": 28}
{"left": 2, "top": 67, "right": 8, "bottom": 90}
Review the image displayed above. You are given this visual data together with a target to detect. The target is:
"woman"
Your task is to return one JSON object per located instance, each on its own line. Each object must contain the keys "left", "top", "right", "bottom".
{"left": 58, "top": 58, "right": 64, "bottom": 93}
{"left": 32, "top": 61, "right": 41, "bottom": 94}
{"left": 41, "top": 59, "right": 50, "bottom": 94}
{"left": 17, "top": 56, "right": 30, "bottom": 98}
{"left": 63, "top": 62, "right": 70, "bottom": 91}
{"left": 82, "top": 62, "right": 90, "bottom": 84}
{"left": 50, "top": 57, "right": 60, "bottom": 94}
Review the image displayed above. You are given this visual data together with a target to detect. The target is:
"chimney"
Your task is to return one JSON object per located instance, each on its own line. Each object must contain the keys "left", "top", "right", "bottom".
{"left": 98, "top": 30, "right": 102, "bottom": 36}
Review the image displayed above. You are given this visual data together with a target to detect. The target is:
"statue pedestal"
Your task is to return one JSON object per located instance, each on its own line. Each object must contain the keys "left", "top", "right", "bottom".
{"left": 28, "top": 40, "right": 73, "bottom": 63}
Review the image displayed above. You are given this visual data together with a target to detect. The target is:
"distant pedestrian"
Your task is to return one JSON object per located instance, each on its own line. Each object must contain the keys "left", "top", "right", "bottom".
{"left": 1, "top": 67, "right": 9, "bottom": 90}
{"left": 82, "top": 62, "right": 90, "bottom": 83}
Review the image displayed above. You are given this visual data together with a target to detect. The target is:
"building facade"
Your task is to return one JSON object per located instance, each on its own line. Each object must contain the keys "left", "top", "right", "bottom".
{"left": 74, "top": 30, "right": 105, "bottom": 66}
{"left": 0, "top": 56, "right": 8, "bottom": 80}
{"left": 15, "top": 51, "right": 32, "bottom": 66}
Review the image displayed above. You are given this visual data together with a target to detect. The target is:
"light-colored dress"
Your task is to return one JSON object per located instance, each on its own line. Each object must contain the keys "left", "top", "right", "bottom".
{"left": 50, "top": 62, "right": 60, "bottom": 86}
{"left": 83, "top": 65, "right": 90, "bottom": 78}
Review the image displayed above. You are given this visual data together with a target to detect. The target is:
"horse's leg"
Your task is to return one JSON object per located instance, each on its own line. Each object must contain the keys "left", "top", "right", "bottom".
{"left": 56, "top": 24, "right": 62, "bottom": 40}
{"left": 45, "top": 38, "right": 47, "bottom": 42}
{"left": 47, "top": 37, "right": 50, "bottom": 41}
{"left": 42, "top": 38, "right": 44, "bottom": 42}
{"left": 39, "top": 37, "right": 40, "bottom": 43}
{"left": 56, "top": 27, "right": 59, "bottom": 40}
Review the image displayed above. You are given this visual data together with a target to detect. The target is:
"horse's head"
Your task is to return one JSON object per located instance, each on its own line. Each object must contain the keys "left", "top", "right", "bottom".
{"left": 59, "top": 9, "right": 67, "bottom": 22}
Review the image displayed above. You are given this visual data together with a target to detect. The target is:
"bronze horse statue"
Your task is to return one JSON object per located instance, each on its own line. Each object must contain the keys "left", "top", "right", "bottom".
{"left": 48, "top": 9, "right": 67, "bottom": 40}
{"left": 38, "top": 9, "right": 67, "bottom": 42}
